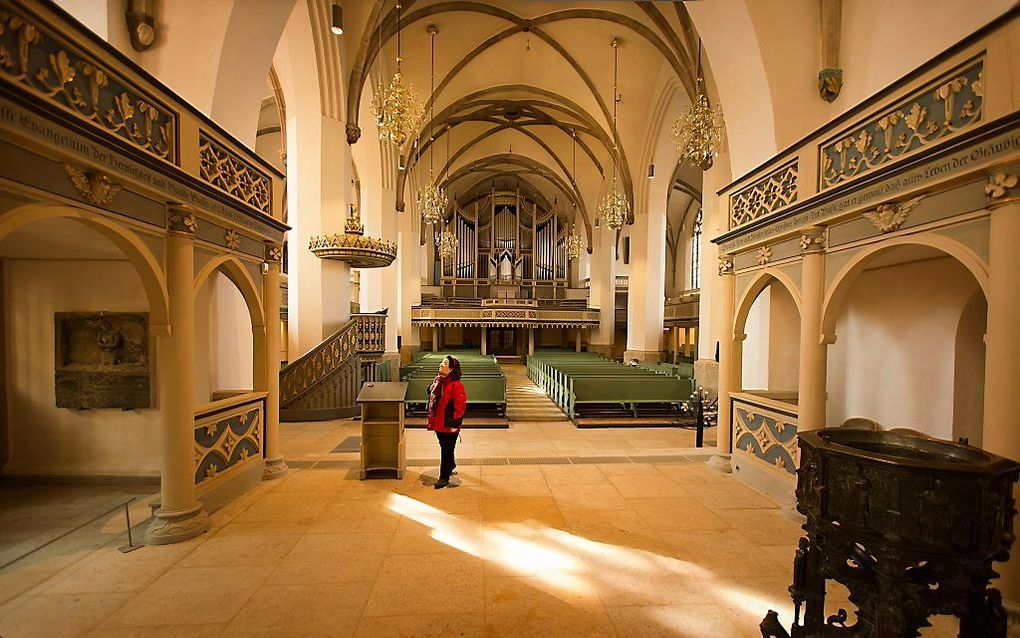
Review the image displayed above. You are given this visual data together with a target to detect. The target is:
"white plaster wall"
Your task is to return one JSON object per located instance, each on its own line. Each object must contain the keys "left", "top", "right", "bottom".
{"left": 741, "top": 287, "right": 771, "bottom": 390}
{"left": 826, "top": 257, "right": 981, "bottom": 438}
{"left": 767, "top": 283, "right": 800, "bottom": 392}
{"left": 4, "top": 260, "right": 159, "bottom": 476}
{"left": 194, "top": 272, "right": 253, "bottom": 403}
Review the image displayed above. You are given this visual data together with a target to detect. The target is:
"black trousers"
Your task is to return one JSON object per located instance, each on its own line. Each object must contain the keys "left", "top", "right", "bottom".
{"left": 436, "top": 431, "right": 458, "bottom": 480}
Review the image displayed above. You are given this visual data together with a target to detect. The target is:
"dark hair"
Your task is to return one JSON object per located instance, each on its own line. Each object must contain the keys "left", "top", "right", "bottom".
{"left": 445, "top": 355, "right": 462, "bottom": 381}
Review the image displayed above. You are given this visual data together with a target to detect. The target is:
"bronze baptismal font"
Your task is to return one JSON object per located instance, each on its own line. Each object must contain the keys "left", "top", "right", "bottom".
{"left": 761, "top": 428, "right": 1019, "bottom": 637}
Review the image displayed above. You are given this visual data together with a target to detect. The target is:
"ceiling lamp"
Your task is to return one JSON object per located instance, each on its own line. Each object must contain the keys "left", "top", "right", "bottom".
{"left": 416, "top": 24, "right": 447, "bottom": 226}
{"left": 671, "top": 41, "right": 725, "bottom": 170}
{"left": 437, "top": 224, "right": 458, "bottom": 260}
{"left": 599, "top": 38, "right": 629, "bottom": 231}
{"left": 565, "top": 224, "right": 583, "bottom": 260}
{"left": 370, "top": 2, "right": 421, "bottom": 147}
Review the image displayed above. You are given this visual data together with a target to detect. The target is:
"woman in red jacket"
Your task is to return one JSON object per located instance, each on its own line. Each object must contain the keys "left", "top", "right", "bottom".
{"left": 426, "top": 355, "right": 467, "bottom": 489}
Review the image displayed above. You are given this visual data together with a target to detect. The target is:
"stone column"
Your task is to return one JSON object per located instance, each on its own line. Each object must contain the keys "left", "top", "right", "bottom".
{"left": 673, "top": 326, "right": 680, "bottom": 364}
{"left": 980, "top": 177, "right": 1020, "bottom": 622}
{"left": 797, "top": 226, "right": 828, "bottom": 430}
{"left": 589, "top": 222, "right": 616, "bottom": 356}
{"left": 528, "top": 328, "right": 535, "bottom": 356}
{"left": 399, "top": 195, "right": 421, "bottom": 363}
{"left": 575, "top": 328, "right": 582, "bottom": 352}
{"left": 625, "top": 207, "right": 667, "bottom": 363}
{"left": 262, "top": 243, "right": 289, "bottom": 479}
{"left": 481, "top": 326, "right": 487, "bottom": 356}
{"left": 709, "top": 255, "right": 735, "bottom": 473}
{"left": 147, "top": 206, "right": 209, "bottom": 544}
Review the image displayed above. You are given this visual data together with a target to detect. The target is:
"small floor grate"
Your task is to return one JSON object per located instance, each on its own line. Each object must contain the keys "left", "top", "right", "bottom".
{"left": 330, "top": 436, "right": 361, "bottom": 453}
{"left": 566, "top": 456, "right": 632, "bottom": 464}
{"left": 314, "top": 459, "right": 359, "bottom": 469}
{"left": 507, "top": 456, "right": 572, "bottom": 465}
{"left": 627, "top": 455, "right": 694, "bottom": 464}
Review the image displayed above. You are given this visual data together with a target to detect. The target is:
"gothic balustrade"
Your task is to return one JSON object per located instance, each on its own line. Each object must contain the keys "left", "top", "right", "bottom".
{"left": 193, "top": 392, "right": 267, "bottom": 488}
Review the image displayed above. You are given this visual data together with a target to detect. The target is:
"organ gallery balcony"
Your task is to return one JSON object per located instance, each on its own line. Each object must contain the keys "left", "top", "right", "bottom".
{"left": 411, "top": 297, "right": 599, "bottom": 328}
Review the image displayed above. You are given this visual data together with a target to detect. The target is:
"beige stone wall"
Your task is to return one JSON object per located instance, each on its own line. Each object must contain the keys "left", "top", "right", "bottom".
{"left": 4, "top": 259, "right": 160, "bottom": 477}
{"left": 825, "top": 256, "right": 983, "bottom": 438}
{"left": 194, "top": 272, "right": 254, "bottom": 404}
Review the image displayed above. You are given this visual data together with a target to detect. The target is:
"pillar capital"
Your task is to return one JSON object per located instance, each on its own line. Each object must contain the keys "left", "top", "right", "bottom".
{"left": 799, "top": 226, "right": 826, "bottom": 254}
{"left": 717, "top": 255, "right": 734, "bottom": 276}
{"left": 166, "top": 204, "right": 197, "bottom": 236}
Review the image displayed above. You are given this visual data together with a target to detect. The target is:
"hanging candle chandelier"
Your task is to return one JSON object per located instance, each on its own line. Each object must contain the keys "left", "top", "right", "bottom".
{"left": 416, "top": 24, "right": 447, "bottom": 226}
{"left": 370, "top": 2, "right": 422, "bottom": 147}
{"left": 565, "top": 224, "right": 583, "bottom": 260}
{"left": 671, "top": 41, "right": 725, "bottom": 170}
{"left": 437, "top": 225, "right": 458, "bottom": 259}
{"left": 599, "top": 38, "right": 629, "bottom": 231}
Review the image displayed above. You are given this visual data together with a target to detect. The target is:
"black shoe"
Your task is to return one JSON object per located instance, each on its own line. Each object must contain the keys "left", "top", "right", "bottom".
{"left": 434, "top": 478, "right": 450, "bottom": 489}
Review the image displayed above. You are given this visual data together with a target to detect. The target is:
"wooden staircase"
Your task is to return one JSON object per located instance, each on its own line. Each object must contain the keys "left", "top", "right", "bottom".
{"left": 279, "top": 312, "right": 386, "bottom": 421}
{"left": 501, "top": 364, "right": 566, "bottom": 422}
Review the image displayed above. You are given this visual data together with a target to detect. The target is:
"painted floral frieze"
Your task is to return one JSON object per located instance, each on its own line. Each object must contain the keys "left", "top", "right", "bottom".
{"left": 0, "top": 8, "right": 176, "bottom": 161}
{"left": 820, "top": 59, "right": 983, "bottom": 190}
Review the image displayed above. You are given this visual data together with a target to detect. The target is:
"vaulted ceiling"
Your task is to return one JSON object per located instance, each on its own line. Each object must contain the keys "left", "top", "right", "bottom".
{"left": 338, "top": 1, "right": 704, "bottom": 234}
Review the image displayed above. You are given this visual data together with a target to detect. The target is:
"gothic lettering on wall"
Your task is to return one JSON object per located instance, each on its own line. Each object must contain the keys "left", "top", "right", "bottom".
{"left": 0, "top": 7, "right": 177, "bottom": 161}
{"left": 54, "top": 312, "right": 150, "bottom": 409}
{"left": 819, "top": 58, "right": 984, "bottom": 190}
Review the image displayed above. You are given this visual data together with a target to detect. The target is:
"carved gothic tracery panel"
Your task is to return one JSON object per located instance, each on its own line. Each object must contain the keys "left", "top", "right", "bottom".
{"left": 729, "top": 160, "right": 799, "bottom": 229}
{"left": 198, "top": 131, "right": 272, "bottom": 214}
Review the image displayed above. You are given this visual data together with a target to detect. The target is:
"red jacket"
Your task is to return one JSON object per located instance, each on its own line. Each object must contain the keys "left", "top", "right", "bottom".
{"left": 427, "top": 377, "right": 467, "bottom": 433}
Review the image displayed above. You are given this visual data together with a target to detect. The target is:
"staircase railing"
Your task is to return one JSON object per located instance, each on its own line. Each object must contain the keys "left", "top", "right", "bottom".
{"left": 279, "top": 311, "right": 386, "bottom": 421}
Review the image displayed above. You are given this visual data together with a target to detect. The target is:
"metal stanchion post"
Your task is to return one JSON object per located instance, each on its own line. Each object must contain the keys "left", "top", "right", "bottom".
{"left": 119, "top": 499, "right": 143, "bottom": 553}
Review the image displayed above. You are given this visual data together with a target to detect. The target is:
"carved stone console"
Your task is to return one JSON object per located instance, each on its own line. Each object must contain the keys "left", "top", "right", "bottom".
{"left": 761, "top": 428, "right": 1019, "bottom": 637}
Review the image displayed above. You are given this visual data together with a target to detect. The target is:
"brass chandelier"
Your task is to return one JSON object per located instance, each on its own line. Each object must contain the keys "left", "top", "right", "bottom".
{"left": 416, "top": 24, "right": 447, "bottom": 226}
{"left": 671, "top": 41, "right": 724, "bottom": 170}
{"left": 437, "top": 224, "right": 458, "bottom": 259}
{"left": 370, "top": 2, "right": 422, "bottom": 148}
{"left": 599, "top": 38, "right": 629, "bottom": 231}
{"left": 565, "top": 223, "right": 583, "bottom": 260}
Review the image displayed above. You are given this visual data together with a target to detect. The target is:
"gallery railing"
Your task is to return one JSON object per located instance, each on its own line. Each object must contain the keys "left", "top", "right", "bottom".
{"left": 730, "top": 391, "right": 800, "bottom": 477}
{"left": 279, "top": 311, "right": 386, "bottom": 420}
{"left": 193, "top": 392, "right": 267, "bottom": 488}
{"left": 0, "top": 0, "right": 284, "bottom": 224}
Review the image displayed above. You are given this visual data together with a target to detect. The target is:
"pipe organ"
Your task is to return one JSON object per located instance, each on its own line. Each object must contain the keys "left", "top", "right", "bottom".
{"left": 436, "top": 189, "right": 571, "bottom": 299}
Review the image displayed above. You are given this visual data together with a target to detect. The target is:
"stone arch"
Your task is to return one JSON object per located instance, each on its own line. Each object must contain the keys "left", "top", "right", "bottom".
{"left": 0, "top": 204, "right": 170, "bottom": 330}
{"left": 820, "top": 234, "right": 989, "bottom": 342}
{"left": 193, "top": 254, "right": 266, "bottom": 330}
{"left": 734, "top": 268, "right": 802, "bottom": 339}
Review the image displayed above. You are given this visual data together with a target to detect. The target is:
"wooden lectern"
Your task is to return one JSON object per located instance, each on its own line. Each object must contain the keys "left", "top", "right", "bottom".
{"left": 356, "top": 382, "right": 407, "bottom": 479}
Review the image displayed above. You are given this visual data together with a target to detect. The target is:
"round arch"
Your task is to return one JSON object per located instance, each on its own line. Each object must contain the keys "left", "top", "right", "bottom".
{"left": 193, "top": 254, "right": 266, "bottom": 330}
{"left": 820, "top": 234, "right": 990, "bottom": 342}
{"left": 0, "top": 204, "right": 170, "bottom": 329}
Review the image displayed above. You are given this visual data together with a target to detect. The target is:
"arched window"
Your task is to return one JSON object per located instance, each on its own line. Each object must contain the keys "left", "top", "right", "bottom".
{"left": 690, "top": 208, "right": 703, "bottom": 289}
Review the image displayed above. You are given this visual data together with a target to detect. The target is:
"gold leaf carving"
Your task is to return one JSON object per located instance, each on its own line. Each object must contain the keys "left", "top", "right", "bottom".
{"left": 985, "top": 174, "right": 1017, "bottom": 199}
{"left": 62, "top": 163, "right": 122, "bottom": 205}
{"left": 904, "top": 103, "right": 927, "bottom": 133}
{"left": 862, "top": 195, "right": 924, "bottom": 233}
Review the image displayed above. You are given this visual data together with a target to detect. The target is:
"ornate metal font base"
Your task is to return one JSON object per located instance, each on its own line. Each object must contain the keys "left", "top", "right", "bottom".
{"left": 761, "top": 428, "right": 1019, "bottom": 637}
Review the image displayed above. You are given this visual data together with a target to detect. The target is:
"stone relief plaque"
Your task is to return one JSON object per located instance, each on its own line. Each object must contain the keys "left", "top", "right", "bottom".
{"left": 54, "top": 312, "right": 150, "bottom": 409}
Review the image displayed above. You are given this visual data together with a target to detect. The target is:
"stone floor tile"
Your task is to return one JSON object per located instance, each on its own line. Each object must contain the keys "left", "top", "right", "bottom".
{"left": 483, "top": 576, "right": 616, "bottom": 637}
{"left": 100, "top": 565, "right": 273, "bottom": 627}
{"left": 548, "top": 482, "right": 630, "bottom": 511}
{"left": 220, "top": 582, "right": 367, "bottom": 635}
{"left": 353, "top": 613, "right": 485, "bottom": 638}
{"left": 0, "top": 592, "right": 133, "bottom": 638}
{"left": 628, "top": 497, "right": 731, "bottom": 531}
{"left": 605, "top": 474, "right": 690, "bottom": 498}
{"left": 363, "top": 553, "right": 484, "bottom": 616}
{"left": 606, "top": 603, "right": 753, "bottom": 638}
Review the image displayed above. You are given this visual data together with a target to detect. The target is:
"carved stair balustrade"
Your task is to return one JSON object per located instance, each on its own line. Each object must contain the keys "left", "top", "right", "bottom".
{"left": 279, "top": 312, "right": 387, "bottom": 421}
